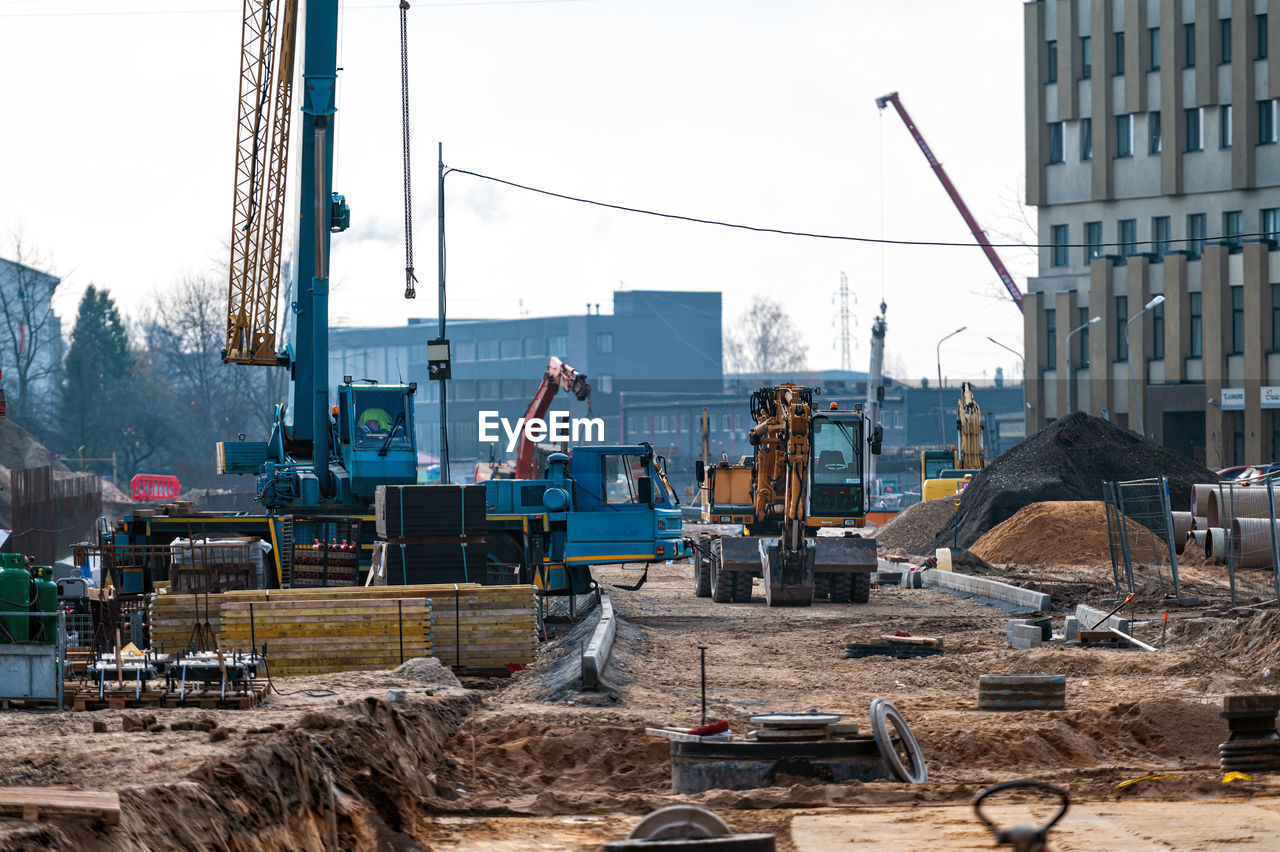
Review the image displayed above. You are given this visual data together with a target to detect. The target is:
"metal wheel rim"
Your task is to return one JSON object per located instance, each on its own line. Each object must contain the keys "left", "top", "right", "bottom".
{"left": 870, "top": 698, "right": 927, "bottom": 783}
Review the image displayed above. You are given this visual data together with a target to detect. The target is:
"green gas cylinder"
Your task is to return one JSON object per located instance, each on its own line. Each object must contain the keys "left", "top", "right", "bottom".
{"left": 32, "top": 567, "right": 57, "bottom": 644}
{"left": 0, "top": 554, "right": 31, "bottom": 643}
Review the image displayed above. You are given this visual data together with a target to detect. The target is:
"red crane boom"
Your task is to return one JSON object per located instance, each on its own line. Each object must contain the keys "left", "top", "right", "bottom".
{"left": 875, "top": 91, "right": 1024, "bottom": 312}
{"left": 515, "top": 356, "right": 591, "bottom": 479}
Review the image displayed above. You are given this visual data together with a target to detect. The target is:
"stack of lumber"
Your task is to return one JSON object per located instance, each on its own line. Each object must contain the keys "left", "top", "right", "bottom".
{"left": 219, "top": 596, "right": 431, "bottom": 677}
{"left": 149, "top": 583, "right": 537, "bottom": 672}
{"left": 149, "top": 592, "right": 222, "bottom": 653}
{"left": 376, "top": 485, "right": 487, "bottom": 585}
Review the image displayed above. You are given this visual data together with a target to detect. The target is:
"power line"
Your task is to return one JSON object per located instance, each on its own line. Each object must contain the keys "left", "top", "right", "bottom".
{"left": 0, "top": 0, "right": 609, "bottom": 18}
{"left": 447, "top": 167, "right": 1276, "bottom": 251}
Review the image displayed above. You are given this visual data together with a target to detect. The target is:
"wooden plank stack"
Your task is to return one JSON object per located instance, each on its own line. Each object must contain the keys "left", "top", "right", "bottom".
{"left": 148, "top": 583, "right": 537, "bottom": 673}
{"left": 0, "top": 787, "right": 121, "bottom": 825}
{"left": 149, "top": 593, "right": 222, "bottom": 653}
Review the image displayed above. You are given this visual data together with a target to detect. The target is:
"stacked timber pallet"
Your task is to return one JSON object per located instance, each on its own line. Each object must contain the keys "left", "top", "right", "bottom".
{"left": 376, "top": 484, "right": 487, "bottom": 585}
{"left": 148, "top": 583, "right": 537, "bottom": 673}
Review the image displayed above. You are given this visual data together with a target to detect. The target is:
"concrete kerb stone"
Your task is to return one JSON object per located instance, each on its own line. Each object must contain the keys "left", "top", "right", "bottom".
{"left": 581, "top": 592, "right": 616, "bottom": 689}
{"left": 1010, "top": 623, "right": 1043, "bottom": 650}
{"left": 1006, "top": 619, "right": 1029, "bottom": 643}
{"left": 1076, "top": 603, "right": 1130, "bottom": 634}
{"left": 1064, "top": 616, "right": 1080, "bottom": 643}
{"left": 922, "top": 570, "right": 1052, "bottom": 612}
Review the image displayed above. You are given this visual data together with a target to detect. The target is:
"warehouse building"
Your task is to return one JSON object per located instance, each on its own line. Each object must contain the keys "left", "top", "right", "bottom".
{"left": 1023, "top": 0, "right": 1280, "bottom": 466}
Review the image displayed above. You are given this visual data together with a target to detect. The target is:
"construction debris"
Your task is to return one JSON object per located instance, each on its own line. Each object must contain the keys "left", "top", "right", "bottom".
{"left": 977, "top": 674, "right": 1066, "bottom": 711}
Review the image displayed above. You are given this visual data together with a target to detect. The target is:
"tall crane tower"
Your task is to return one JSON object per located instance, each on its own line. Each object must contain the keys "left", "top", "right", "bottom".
{"left": 838, "top": 271, "right": 851, "bottom": 372}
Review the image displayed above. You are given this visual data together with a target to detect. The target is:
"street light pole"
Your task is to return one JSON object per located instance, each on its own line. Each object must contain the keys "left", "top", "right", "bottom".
{"left": 936, "top": 326, "right": 967, "bottom": 446}
{"left": 1064, "top": 316, "right": 1102, "bottom": 412}
{"left": 1125, "top": 295, "right": 1165, "bottom": 436}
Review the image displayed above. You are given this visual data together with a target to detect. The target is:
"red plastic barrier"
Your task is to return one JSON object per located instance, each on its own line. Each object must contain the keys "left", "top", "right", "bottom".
{"left": 130, "top": 474, "right": 181, "bottom": 502}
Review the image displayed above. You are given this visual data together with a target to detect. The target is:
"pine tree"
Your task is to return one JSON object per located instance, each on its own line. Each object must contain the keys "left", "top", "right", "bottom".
{"left": 60, "top": 286, "right": 132, "bottom": 470}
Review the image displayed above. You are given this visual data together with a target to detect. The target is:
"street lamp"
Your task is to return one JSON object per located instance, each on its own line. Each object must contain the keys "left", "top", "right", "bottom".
{"left": 936, "top": 326, "right": 967, "bottom": 446}
{"left": 1065, "top": 316, "right": 1102, "bottom": 412}
{"left": 1125, "top": 295, "right": 1165, "bottom": 436}
{"left": 985, "top": 336, "right": 1025, "bottom": 374}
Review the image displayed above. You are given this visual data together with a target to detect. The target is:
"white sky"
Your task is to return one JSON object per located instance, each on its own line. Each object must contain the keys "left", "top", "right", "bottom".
{"left": 0, "top": 0, "right": 1034, "bottom": 385}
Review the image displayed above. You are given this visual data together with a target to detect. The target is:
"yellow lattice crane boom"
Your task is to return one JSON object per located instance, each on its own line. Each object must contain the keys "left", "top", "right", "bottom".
{"left": 225, "top": 0, "right": 299, "bottom": 365}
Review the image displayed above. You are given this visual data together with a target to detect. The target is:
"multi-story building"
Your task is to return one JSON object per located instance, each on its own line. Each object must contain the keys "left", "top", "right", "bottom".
{"left": 0, "top": 257, "right": 62, "bottom": 420}
{"left": 1023, "top": 0, "right": 1280, "bottom": 466}
{"left": 328, "top": 290, "right": 721, "bottom": 476}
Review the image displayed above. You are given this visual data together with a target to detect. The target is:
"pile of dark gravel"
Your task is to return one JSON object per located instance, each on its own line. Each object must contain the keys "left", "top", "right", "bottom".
{"left": 874, "top": 498, "right": 959, "bottom": 553}
{"left": 922, "top": 410, "right": 1219, "bottom": 554}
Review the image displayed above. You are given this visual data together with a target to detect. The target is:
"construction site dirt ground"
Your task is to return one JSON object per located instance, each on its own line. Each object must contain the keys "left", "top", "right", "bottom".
{"left": 7, "top": 553, "right": 1280, "bottom": 849}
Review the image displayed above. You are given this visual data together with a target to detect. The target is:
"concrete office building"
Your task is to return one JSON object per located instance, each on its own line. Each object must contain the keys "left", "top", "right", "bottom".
{"left": 1023, "top": 0, "right": 1280, "bottom": 466}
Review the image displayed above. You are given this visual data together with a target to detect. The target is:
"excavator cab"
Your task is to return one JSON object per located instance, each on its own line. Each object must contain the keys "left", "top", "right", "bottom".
{"left": 336, "top": 383, "right": 419, "bottom": 498}
{"left": 807, "top": 412, "right": 868, "bottom": 526}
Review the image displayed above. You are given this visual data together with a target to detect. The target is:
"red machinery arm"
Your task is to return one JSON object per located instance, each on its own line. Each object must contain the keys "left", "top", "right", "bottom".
{"left": 875, "top": 91, "right": 1024, "bottom": 312}
{"left": 515, "top": 356, "right": 592, "bottom": 479}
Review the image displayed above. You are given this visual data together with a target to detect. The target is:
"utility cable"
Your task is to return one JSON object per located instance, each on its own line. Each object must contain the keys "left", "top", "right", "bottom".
{"left": 446, "top": 167, "right": 1276, "bottom": 251}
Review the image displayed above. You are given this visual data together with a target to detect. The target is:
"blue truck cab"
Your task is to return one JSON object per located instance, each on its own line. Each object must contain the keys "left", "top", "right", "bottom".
{"left": 484, "top": 443, "right": 691, "bottom": 594}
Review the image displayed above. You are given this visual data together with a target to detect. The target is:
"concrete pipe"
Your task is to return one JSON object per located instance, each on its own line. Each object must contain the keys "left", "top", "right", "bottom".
{"left": 1172, "top": 512, "right": 1193, "bottom": 554}
{"left": 1207, "top": 487, "right": 1275, "bottom": 529}
{"left": 1194, "top": 515, "right": 1207, "bottom": 531}
{"left": 1192, "top": 484, "right": 1220, "bottom": 518}
{"left": 1204, "top": 527, "right": 1227, "bottom": 565}
{"left": 1186, "top": 529, "right": 1208, "bottom": 557}
{"left": 1231, "top": 517, "right": 1280, "bottom": 570}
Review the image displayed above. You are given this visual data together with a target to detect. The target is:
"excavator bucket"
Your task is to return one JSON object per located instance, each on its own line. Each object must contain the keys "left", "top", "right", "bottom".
{"left": 760, "top": 538, "right": 815, "bottom": 606}
{"left": 717, "top": 536, "right": 762, "bottom": 575}
{"left": 813, "top": 536, "right": 877, "bottom": 574}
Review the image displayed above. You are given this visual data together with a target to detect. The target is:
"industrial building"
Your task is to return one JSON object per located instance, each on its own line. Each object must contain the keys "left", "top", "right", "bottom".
{"left": 1022, "top": 0, "right": 1280, "bottom": 466}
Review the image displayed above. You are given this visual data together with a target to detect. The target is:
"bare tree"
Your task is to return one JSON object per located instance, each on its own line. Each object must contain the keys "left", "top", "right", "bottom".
{"left": 0, "top": 234, "right": 63, "bottom": 429}
{"left": 724, "top": 295, "right": 808, "bottom": 375}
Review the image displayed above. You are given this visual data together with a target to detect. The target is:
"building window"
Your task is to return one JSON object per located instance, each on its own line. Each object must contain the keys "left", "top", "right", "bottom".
{"left": 500, "top": 379, "right": 524, "bottom": 398}
{"left": 1049, "top": 122, "right": 1065, "bottom": 163}
{"left": 1188, "top": 213, "right": 1206, "bottom": 259}
{"left": 500, "top": 338, "right": 521, "bottom": 359}
{"left": 1080, "top": 117, "right": 1093, "bottom": 160}
{"left": 1115, "top": 31, "right": 1126, "bottom": 74}
{"left": 1224, "top": 210, "right": 1243, "bottom": 249}
{"left": 1051, "top": 224, "right": 1069, "bottom": 267}
{"left": 524, "top": 337, "right": 545, "bottom": 357}
{"left": 1273, "top": 284, "right": 1280, "bottom": 353}
{"left": 1185, "top": 23, "right": 1196, "bottom": 67}
{"left": 1116, "top": 296, "right": 1130, "bottom": 361}
{"left": 454, "top": 340, "right": 475, "bottom": 362}
{"left": 1232, "top": 286, "right": 1244, "bottom": 355}
{"left": 1081, "top": 35, "right": 1092, "bottom": 78}
{"left": 1259, "top": 14, "right": 1269, "bottom": 59}
{"left": 1078, "top": 307, "right": 1091, "bottom": 368}
{"left": 595, "top": 332, "right": 614, "bottom": 354}
{"left": 1152, "top": 302, "right": 1165, "bottom": 359}
{"left": 1149, "top": 111, "right": 1162, "bottom": 154}
{"left": 1189, "top": 291, "right": 1203, "bottom": 357}
{"left": 1263, "top": 208, "right": 1280, "bottom": 243}
{"left": 1116, "top": 115, "right": 1133, "bottom": 157}
{"left": 596, "top": 374, "right": 614, "bottom": 393}
{"left": 1046, "top": 309, "right": 1057, "bottom": 370}
{"left": 1150, "top": 26, "right": 1161, "bottom": 69}
{"left": 476, "top": 340, "right": 499, "bottom": 360}
{"left": 1086, "top": 221, "right": 1103, "bottom": 262}
{"left": 1220, "top": 18, "right": 1232, "bottom": 64}
{"left": 721, "top": 413, "right": 730, "bottom": 431}
{"left": 1260, "top": 100, "right": 1278, "bottom": 144}
{"left": 1186, "top": 107, "right": 1204, "bottom": 151}
{"left": 1218, "top": 106, "right": 1234, "bottom": 151}
{"left": 478, "top": 379, "right": 500, "bottom": 399}
{"left": 1152, "top": 216, "right": 1171, "bottom": 257}
{"left": 547, "top": 334, "right": 568, "bottom": 355}
{"left": 1047, "top": 40, "right": 1058, "bottom": 82}
{"left": 1119, "top": 219, "right": 1138, "bottom": 256}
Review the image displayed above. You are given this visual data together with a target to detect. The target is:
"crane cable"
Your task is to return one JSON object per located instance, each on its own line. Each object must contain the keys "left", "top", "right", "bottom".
{"left": 399, "top": 0, "right": 417, "bottom": 299}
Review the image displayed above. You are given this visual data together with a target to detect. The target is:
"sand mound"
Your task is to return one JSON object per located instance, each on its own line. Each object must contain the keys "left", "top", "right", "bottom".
{"left": 929, "top": 412, "right": 1218, "bottom": 552}
{"left": 393, "top": 656, "right": 463, "bottom": 688}
{"left": 875, "top": 498, "right": 957, "bottom": 553}
{"left": 970, "top": 501, "right": 1166, "bottom": 566}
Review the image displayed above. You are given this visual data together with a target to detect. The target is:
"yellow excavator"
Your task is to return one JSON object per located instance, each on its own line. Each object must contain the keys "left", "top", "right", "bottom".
{"left": 694, "top": 383, "right": 881, "bottom": 606}
{"left": 920, "top": 382, "right": 984, "bottom": 501}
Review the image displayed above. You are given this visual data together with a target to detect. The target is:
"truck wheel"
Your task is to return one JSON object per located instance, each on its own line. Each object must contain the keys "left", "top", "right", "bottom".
{"left": 710, "top": 540, "right": 733, "bottom": 603}
{"left": 830, "top": 573, "right": 852, "bottom": 603}
{"left": 694, "top": 536, "right": 712, "bottom": 597}
{"left": 814, "top": 574, "right": 830, "bottom": 600}
{"left": 851, "top": 572, "right": 871, "bottom": 604}
{"left": 732, "top": 574, "right": 752, "bottom": 603}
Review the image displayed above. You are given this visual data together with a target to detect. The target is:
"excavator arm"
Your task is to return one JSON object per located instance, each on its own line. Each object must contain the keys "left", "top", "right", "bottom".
{"left": 956, "top": 382, "right": 984, "bottom": 470}
{"left": 514, "top": 356, "right": 591, "bottom": 479}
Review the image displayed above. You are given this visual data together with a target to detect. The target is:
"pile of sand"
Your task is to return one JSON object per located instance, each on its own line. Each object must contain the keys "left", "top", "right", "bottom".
{"left": 874, "top": 498, "right": 958, "bottom": 553}
{"left": 929, "top": 412, "right": 1219, "bottom": 552}
{"left": 970, "top": 500, "right": 1166, "bottom": 565}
